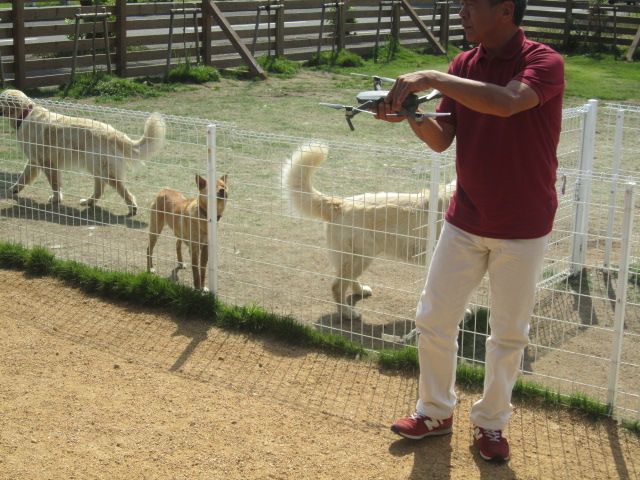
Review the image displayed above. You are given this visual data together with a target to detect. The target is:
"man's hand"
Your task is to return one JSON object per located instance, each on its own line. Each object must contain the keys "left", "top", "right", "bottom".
{"left": 374, "top": 99, "right": 406, "bottom": 123}
{"left": 386, "top": 71, "right": 436, "bottom": 112}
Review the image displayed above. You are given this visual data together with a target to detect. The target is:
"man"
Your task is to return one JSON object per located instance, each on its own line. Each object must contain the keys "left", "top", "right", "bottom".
{"left": 375, "top": 0, "right": 565, "bottom": 462}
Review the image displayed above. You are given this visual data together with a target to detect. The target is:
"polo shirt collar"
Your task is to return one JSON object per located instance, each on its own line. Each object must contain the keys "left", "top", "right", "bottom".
{"left": 477, "top": 28, "right": 525, "bottom": 61}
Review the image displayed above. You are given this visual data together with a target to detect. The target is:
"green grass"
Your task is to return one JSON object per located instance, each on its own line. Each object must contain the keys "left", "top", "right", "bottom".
{"left": 166, "top": 63, "right": 220, "bottom": 84}
{"left": 62, "top": 72, "right": 180, "bottom": 102}
{"left": 564, "top": 53, "right": 640, "bottom": 101}
{"left": 257, "top": 55, "right": 301, "bottom": 78}
{"left": 306, "top": 49, "right": 365, "bottom": 68}
{"left": 0, "top": 242, "right": 365, "bottom": 357}
{"left": 1, "top": 241, "right": 637, "bottom": 435}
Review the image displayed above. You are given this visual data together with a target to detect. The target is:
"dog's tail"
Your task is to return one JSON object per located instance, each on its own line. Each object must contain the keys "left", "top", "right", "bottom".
{"left": 285, "top": 143, "right": 342, "bottom": 223}
{"left": 133, "top": 112, "right": 166, "bottom": 160}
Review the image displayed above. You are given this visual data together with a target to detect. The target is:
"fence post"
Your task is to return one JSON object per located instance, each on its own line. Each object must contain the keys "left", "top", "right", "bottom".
{"left": 437, "top": 2, "right": 449, "bottom": 51}
{"left": 275, "top": 2, "right": 285, "bottom": 57}
{"left": 207, "top": 124, "right": 218, "bottom": 295}
{"left": 564, "top": 0, "right": 573, "bottom": 50}
{"left": 604, "top": 109, "right": 625, "bottom": 269}
{"left": 391, "top": 1, "right": 401, "bottom": 46}
{"left": 12, "top": 0, "right": 26, "bottom": 89}
{"left": 115, "top": 0, "right": 127, "bottom": 77}
{"left": 336, "top": 1, "right": 346, "bottom": 51}
{"left": 202, "top": 0, "right": 213, "bottom": 65}
{"left": 570, "top": 100, "right": 597, "bottom": 276}
{"left": 606, "top": 182, "right": 635, "bottom": 414}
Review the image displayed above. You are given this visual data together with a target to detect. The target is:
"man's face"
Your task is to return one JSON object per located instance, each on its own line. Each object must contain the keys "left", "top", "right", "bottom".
{"left": 459, "top": 0, "right": 510, "bottom": 44}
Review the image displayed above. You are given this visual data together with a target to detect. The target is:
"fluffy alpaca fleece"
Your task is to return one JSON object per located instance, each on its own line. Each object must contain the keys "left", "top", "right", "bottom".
{"left": 285, "top": 143, "right": 455, "bottom": 320}
{"left": 0, "top": 89, "right": 166, "bottom": 216}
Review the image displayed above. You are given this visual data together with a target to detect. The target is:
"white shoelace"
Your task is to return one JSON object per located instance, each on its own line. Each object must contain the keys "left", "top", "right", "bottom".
{"left": 483, "top": 428, "right": 502, "bottom": 442}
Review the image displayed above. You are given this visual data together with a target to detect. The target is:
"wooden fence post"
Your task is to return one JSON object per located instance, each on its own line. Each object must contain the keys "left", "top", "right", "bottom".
{"left": 564, "top": 0, "right": 573, "bottom": 50}
{"left": 336, "top": 1, "right": 346, "bottom": 51}
{"left": 115, "top": 0, "right": 127, "bottom": 77}
{"left": 12, "top": 0, "right": 26, "bottom": 89}
{"left": 391, "top": 1, "right": 401, "bottom": 44}
{"left": 202, "top": 0, "right": 213, "bottom": 65}
{"left": 275, "top": 3, "right": 285, "bottom": 57}
{"left": 438, "top": 2, "right": 449, "bottom": 51}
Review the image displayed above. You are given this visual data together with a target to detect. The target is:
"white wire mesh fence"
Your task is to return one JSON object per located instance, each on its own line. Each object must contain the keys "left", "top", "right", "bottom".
{"left": 0, "top": 96, "right": 639, "bottom": 422}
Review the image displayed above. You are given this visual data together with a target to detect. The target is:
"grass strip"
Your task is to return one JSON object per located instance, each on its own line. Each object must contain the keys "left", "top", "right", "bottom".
{"left": 0, "top": 241, "right": 636, "bottom": 434}
{"left": 0, "top": 242, "right": 364, "bottom": 357}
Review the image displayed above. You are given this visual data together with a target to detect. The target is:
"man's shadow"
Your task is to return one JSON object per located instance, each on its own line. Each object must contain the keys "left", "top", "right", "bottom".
{"left": 468, "top": 444, "right": 517, "bottom": 479}
{"left": 388, "top": 435, "right": 454, "bottom": 479}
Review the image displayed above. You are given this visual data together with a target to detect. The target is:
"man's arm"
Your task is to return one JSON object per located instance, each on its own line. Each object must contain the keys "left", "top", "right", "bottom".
{"left": 387, "top": 70, "right": 539, "bottom": 118}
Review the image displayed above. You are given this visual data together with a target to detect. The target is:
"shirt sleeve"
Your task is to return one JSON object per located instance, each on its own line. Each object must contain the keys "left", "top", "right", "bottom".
{"left": 513, "top": 46, "right": 565, "bottom": 106}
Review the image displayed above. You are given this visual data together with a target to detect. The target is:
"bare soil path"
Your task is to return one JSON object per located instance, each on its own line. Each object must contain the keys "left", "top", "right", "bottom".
{"left": 1, "top": 269, "right": 639, "bottom": 480}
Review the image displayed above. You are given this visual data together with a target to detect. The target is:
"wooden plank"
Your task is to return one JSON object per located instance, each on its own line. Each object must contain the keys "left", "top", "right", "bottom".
{"left": 626, "top": 25, "right": 640, "bottom": 61}
{"left": 400, "top": 0, "right": 446, "bottom": 55}
{"left": 203, "top": 0, "right": 266, "bottom": 79}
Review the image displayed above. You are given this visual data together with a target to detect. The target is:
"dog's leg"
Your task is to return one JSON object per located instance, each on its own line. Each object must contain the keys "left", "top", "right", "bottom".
{"left": 108, "top": 178, "right": 138, "bottom": 216}
{"left": 331, "top": 255, "right": 362, "bottom": 320}
{"left": 10, "top": 162, "right": 40, "bottom": 196}
{"left": 80, "top": 177, "right": 105, "bottom": 207}
{"left": 176, "top": 240, "right": 186, "bottom": 269}
{"left": 147, "top": 207, "right": 164, "bottom": 274}
{"left": 332, "top": 251, "right": 375, "bottom": 319}
{"left": 199, "top": 243, "right": 208, "bottom": 292}
{"left": 190, "top": 245, "right": 201, "bottom": 290}
{"left": 349, "top": 254, "right": 373, "bottom": 300}
{"left": 42, "top": 164, "right": 63, "bottom": 204}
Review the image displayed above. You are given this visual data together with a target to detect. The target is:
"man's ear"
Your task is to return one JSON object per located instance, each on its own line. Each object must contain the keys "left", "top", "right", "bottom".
{"left": 500, "top": 0, "right": 515, "bottom": 23}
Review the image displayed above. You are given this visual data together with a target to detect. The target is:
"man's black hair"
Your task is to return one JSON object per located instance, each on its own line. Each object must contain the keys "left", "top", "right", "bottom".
{"left": 492, "top": 0, "right": 527, "bottom": 26}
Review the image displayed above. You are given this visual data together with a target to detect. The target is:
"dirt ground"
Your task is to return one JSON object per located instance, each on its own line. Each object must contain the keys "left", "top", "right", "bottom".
{"left": 1, "top": 270, "right": 639, "bottom": 480}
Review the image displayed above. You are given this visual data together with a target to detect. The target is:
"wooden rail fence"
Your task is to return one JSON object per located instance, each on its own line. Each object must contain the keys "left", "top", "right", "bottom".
{"left": 0, "top": 0, "right": 638, "bottom": 89}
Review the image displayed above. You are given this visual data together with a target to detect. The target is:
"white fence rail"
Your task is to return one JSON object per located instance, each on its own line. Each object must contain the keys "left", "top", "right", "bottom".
{"left": 0, "top": 97, "right": 639, "bottom": 422}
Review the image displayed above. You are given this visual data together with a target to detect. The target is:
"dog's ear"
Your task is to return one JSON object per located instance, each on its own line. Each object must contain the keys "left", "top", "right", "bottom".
{"left": 196, "top": 174, "right": 207, "bottom": 191}
{"left": 219, "top": 174, "right": 228, "bottom": 185}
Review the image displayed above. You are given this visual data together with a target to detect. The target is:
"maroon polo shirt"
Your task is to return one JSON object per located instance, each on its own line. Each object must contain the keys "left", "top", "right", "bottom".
{"left": 436, "top": 29, "right": 565, "bottom": 239}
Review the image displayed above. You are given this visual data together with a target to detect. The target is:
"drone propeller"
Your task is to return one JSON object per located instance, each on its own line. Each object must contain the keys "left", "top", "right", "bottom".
{"left": 319, "top": 102, "right": 376, "bottom": 115}
{"left": 319, "top": 102, "right": 348, "bottom": 110}
{"left": 414, "top": 111, "right": 452, "bottom": 121}
{"left": 423, "top": 89, "right": 442, "bottom": 101}
{"left": 351, "top": 73, "right": 396, "bottom": 91}
{"left": 350, "top": 73, "right": 396, "bottom": 84}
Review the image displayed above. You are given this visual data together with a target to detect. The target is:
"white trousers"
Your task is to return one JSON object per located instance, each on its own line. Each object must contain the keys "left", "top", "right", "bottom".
{"left": 415, "top": 221, "right": 548, "bottom": 430}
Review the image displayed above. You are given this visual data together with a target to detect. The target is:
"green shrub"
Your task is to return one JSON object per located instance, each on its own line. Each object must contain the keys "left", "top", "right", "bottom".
{"left": 257, "top": 55, "right": 300, "bottom": 77}
{"left": 61, "top": 72, "right": 167, "bottom": 101}
{"left": 166, "top": 62, "right": 220, "bottom": 84}
{"left": 306, "top": 49, "right": 364, "bottom": 68}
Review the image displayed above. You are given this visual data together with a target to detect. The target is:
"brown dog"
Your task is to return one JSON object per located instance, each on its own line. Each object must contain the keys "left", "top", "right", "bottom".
{"left": 147, "top": 174, "right": 228, "bottom": 290}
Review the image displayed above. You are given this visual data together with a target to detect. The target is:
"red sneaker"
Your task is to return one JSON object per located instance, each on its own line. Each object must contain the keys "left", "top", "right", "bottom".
{"left": 473, "top": 426, "right": 510, "bottom": 461}
{"left": 390, "top": 413, "right": 453, "bottom": 440}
